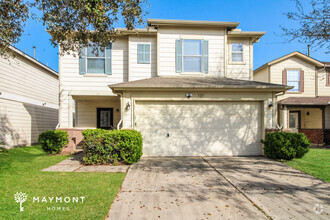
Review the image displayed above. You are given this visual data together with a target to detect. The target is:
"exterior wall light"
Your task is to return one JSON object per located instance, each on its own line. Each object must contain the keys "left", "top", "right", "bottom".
{"left": 125, "top": 102, "right": 131, "bottom": 110}
{"left": 186, "top": 93, "right": 192, "bottom": 99}
{"left": 268, "top": 102, "right": 273, "bottom": 109}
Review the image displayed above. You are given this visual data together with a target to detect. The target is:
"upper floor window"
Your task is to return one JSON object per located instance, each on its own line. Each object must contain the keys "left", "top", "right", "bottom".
{"left": 231, "top": 43, "right": 243, "bottom": 62}
{"left": 87, "top": 46, "right": 106, "bottom": 73}
{"left": 176, "top": 39, "right": 208, "bottom": 73}
{"left": 79, "top": 44, "right": 112, "bottom": 75}
{"left": 137, "top": 44, "right": 151, "bottom": 64}
{"left": 326, "top": 69, "right": 330, "bottom": 86}
{"left": 287, "top": 70, "right": 300, "bottom": 92}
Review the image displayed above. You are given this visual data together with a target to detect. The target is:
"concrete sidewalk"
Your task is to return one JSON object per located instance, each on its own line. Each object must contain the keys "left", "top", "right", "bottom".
{"left": 42, "top": 153, "right": 129, "bottom": 173}
{"left": 107, "top": 157, "right": 329, "bottom": 220}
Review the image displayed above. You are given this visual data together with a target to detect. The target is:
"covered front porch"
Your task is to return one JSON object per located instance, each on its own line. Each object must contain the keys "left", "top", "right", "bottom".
{"left": 279, "top": 97, "right": 330, "bottom": 146}
{"left": 59, "top": 95, "right": 122, "bottom": 152}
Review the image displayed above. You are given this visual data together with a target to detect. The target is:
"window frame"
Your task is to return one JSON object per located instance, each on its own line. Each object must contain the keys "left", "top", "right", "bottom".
{"left": 86, "top": 46, "right": 106, "bottom": 74}
{"left": 326, "top": 69, "right": 330, "bottom": 86}
{"left": 137, "top": 43, "right": 151, "bottom": 64}
{"left": 287, "top": 69, "right": 301, "bottom": 92}
{"left": 182, "top": 39, "right": 202, "bottom": 73}
{"left": 230, "top": 42, "right": 244, "bottom": 63}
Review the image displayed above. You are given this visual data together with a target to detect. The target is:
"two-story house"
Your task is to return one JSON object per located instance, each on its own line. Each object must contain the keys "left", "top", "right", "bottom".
{"left": 0, "top": 46, "right": 59, "bottom": 148}
{"left": 58, "top": 19, "right": 290, "bottom": 156}
{"left": 254, "top": 51, "right": 330, "bottom": 145}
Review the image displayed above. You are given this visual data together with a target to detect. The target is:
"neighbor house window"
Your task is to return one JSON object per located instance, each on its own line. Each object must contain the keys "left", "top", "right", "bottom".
{"left": 183, "top": 40, "right": 202, "bottom": 72}
{"left": 287, "top": 70, "right": 300, "bottom": 92}
{"left": 79, "top": 44, "right": 112, "bottom": 75}
{"left": 137, "top": 44, "right": 151, "bottom": 64}
{"left": 231, "top": 43, "right": 243, "bottom": 62}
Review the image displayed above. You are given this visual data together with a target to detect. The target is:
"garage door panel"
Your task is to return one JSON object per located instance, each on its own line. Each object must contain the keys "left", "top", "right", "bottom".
{"left": 135, "top": 101, "right": 262, "bottom": 156}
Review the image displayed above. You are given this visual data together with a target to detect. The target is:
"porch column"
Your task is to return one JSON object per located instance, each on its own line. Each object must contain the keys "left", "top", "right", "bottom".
{"left": 282, "top": 105, "right": 289, "bottom": 129}
{"left": 68, "top": 94, "right": 73, "bottom": 128}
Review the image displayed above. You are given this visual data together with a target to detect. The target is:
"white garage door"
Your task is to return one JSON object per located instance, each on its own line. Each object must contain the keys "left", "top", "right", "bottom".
{"left": 135, "top": 101, "right": 262, "bottom": 156}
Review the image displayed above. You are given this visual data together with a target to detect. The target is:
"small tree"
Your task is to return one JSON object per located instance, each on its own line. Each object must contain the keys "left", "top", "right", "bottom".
{"left": 14, "top": 192, "right": 27, "bottom": 212}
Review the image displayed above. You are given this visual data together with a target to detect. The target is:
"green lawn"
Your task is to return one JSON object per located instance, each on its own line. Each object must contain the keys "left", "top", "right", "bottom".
{"left": 0, "top": 145, "right": 125, "bottom": 219}
{"left": 284, "top": 148, "right": 330, "bottom": 182}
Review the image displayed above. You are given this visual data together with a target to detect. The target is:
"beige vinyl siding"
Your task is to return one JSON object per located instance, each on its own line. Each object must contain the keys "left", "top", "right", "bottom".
{"left": 270, "top": 56, "right": 316, "bottom": 101}
{"left": 227, "top": 38, "right": 251, "bottom": 80}
{"left": 59, "top": 37, "right": 128, "bottom": 127}
{"left": 0, "top": 98, "right": 58, "bottom": 146}
{"left": 60, "top": 37, "right": 128, "bottom": 92}
{"left": 157, "top": 27, "right": 225, "bottom": 77}
{"left": 75, "top": 98, "right": 120, "bottom": 128}
{"left": 0, "top": 54, "right": 58, "bottom": 105}
{"left": 129, "top": 35, "right": 157, "bottom": 81}
{"left": 317, "top": 68, "right": 330, "bottom": 96}
{"left": 253, "top": 67, "right": 269, "bottom": 82}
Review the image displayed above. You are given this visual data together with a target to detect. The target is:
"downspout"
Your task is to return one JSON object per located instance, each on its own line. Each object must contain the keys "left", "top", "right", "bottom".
{"left": 275, "top": 91, "right": 286, "bottom": 129}
{"left": 111, "top": 89, "right": 123, "bottom": 130}
{"left": 224, "top": 29, "right": 227, "bottom": 78}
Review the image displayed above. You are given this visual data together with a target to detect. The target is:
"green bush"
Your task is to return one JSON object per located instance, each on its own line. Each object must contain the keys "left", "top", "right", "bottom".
{"left": 261, "top": 132, "right": 310, "bottom": 160}
{"left": 38, "top": 130, "right": 69, "bottom": 154}
{"left": 82, "top": 129, "right": 143, "bottom": 165}
{"left": 110, "top": 130, "right": 143, "bottom": 164}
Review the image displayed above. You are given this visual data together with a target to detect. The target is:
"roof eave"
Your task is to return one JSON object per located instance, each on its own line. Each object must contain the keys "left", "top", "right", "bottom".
{"left": 147, "top": 19, "right": 240, "bottom": 29}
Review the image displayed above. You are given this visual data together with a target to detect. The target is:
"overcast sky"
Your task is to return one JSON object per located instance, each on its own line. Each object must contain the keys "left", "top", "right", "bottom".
{"left": 15, "top": 0, "right": 329, "bottom": 72}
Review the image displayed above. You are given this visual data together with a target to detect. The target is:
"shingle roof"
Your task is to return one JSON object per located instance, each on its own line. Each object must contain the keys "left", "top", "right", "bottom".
{"left": 109, "top": 77, "right": 291, "bottom": 91}
{"left": 279, "top": 97, "right": 330, "bottom": 106}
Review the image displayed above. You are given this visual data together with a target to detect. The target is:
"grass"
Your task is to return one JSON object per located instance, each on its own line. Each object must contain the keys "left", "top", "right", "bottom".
{"left": 0, "top": 145, "right": 126, "bottom": 219}
{"left": 284, "top": 148, "right": 330, "bottom": 182}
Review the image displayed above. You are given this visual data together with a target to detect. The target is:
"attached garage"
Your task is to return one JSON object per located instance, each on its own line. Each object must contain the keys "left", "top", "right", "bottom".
{"left": 135, "top": 101, "right": 262, "bottom": 156}
{"left": 109, "top": 77, "right": 290, "bottom": 157}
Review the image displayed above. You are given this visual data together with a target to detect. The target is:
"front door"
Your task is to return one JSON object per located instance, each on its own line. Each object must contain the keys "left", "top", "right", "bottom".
{"left": 289, "top": 112, "right": 299, "bottom": 133}
{"left": 97, "top": 108, "right": 113, "bottom": 130}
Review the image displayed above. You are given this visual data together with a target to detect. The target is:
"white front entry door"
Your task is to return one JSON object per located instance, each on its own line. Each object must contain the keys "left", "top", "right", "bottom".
{"left": 289, "top": 112, "right": 299, "bottom": 133}
{"left": 135, "top": 101, "right": 262, "bottom": 156}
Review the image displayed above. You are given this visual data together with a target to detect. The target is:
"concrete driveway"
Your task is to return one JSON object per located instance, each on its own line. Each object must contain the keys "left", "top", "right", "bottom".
{"left": 107, "top": 157, "right": 330, "bottom": 220}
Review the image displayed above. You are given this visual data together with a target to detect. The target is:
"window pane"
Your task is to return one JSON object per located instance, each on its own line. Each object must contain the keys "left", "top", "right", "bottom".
{"left": 100, "top": 111, "right": 111, "bottom": 127}
{"left": 232, "top": 53, "right": 243, "bottom": 62}
{"left": 289, "top": 115, "right": 296, "bottom": 128}
{"left": 287, "top": 70, "right": 300, "bottom": 80}
{"left": 184, "top": 40, "right": 201, "bottom": 56}
{"left": 232, "top": 43, "right": 243, "bottom": 52}
{"left": 184, "top": 57, "right": 201, "bottom": 72}
{"left": 287, "top": 81, "right": 299, "bottom": 92}
{"left": 87, "top": 46, "right": 105, "bottom": 57}
{"left": 87, "top": 59, "right": 105, "bottom": 73}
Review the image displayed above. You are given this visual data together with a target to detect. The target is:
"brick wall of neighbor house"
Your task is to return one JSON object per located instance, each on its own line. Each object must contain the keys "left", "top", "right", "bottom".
{"left": 299, "top": 129, "right": 324, "bottom": 145}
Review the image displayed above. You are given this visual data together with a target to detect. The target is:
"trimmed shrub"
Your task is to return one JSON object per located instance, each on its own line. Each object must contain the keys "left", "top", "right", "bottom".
{"left": 38, "top": 130, "right": 69, "bottom": 154}
{"left": 81, "top": 129, "right": 116, "bottom": 165}
{"left": 82, "top": 129, "right": 143, "bottom": 165}
{"left": 110, "top": 130, "right": 143, "bottom": 164}
{"left": 261, "top": 132, "right": 310, "bottom": 160}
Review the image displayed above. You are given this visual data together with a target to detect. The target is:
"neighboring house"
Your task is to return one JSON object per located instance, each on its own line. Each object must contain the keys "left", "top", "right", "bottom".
{"left": 254, "top": 51, "right": 330, "bottom": 145}
{"left": 58, "top": 19, "right": 290, "bottom": 156}
{"left": 0, "top": 47, "right": 59, "bottom": 148}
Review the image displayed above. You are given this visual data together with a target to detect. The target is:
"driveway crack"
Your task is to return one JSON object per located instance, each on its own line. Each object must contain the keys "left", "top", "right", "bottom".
{"left": 202, "top": 157, "right": 273, "bottom": 220}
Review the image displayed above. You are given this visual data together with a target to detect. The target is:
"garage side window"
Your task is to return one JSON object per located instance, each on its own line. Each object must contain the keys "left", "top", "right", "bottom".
{"left": 176, "top": 39, "right": 208, "bottom": 73}
{"left": 79, "top": 44, "right": 112, "bottom": 75}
